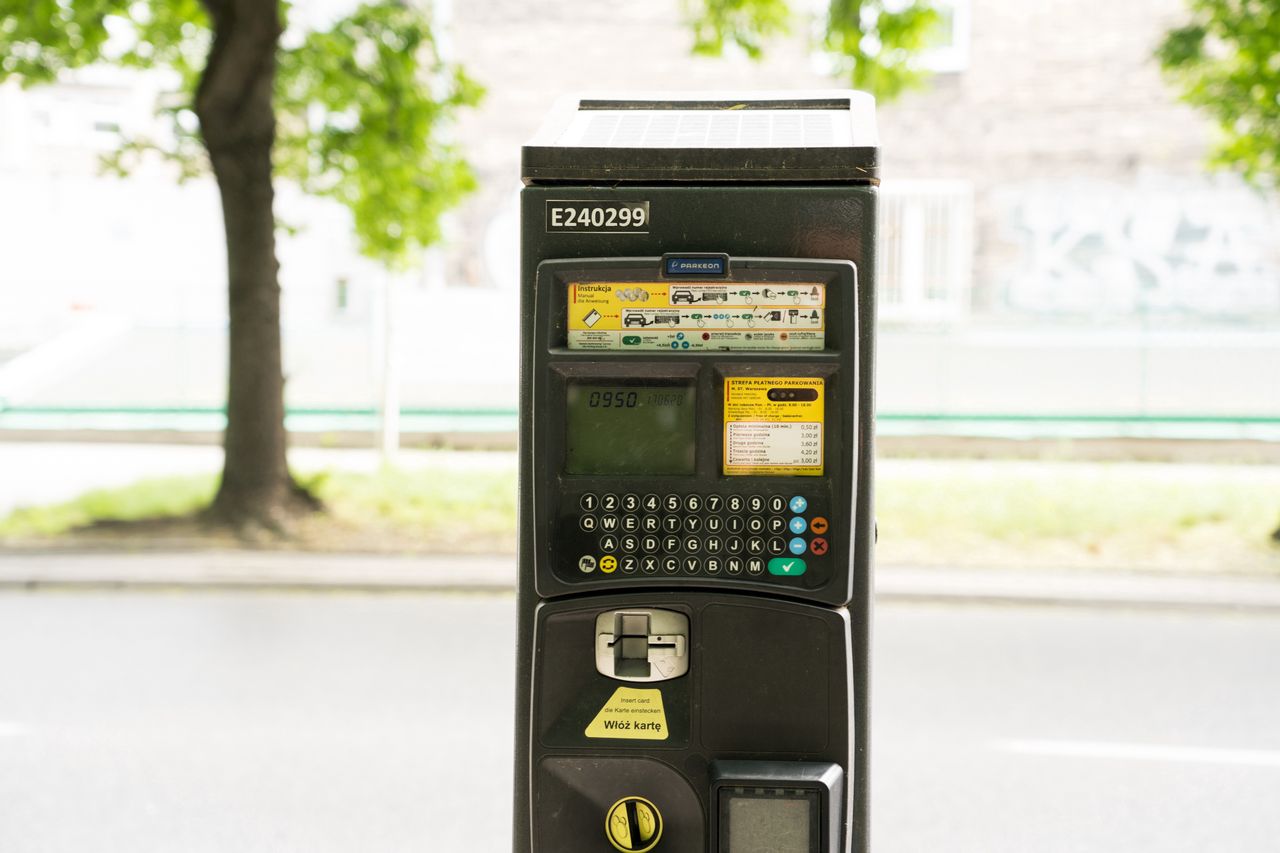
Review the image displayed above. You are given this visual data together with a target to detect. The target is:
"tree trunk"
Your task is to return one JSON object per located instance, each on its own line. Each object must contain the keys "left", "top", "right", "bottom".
{"left": 196, "top": 0, "right": 315, "bottom": 528}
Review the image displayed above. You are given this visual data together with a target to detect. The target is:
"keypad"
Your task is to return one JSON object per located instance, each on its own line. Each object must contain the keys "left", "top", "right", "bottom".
{"left": 565, "top": 492, "right": 830, "bottom": 583}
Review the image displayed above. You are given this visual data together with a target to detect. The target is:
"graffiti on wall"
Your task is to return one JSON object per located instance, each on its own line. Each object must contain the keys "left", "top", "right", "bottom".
{"left": 996, "top": 178, "right": 1280, "bottom": 321}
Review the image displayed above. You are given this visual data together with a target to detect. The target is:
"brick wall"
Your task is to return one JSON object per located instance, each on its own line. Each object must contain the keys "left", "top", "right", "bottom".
{"left": 878, "top": 0, "right": 1210, "bottom": 180}
{"left": 872, "top": 0, "right": 1268, "bottom": 320}
{"left": 446, "top": 0, "right": 1279, "bottom": 326}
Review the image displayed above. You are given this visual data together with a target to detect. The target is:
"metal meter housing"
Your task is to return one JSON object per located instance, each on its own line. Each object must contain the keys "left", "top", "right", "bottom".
{"left": 515, "top": 92, "right": 879, "bottom": 853}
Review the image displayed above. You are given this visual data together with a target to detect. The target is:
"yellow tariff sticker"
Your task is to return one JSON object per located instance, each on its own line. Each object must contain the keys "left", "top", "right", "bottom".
{"left": 567, "top": 282, "right": 825, "bottom": 352}
{"left": 723, "top": 377, "right": 824, "bottom": 476}
{"left": 585, "top": 687, "right": 669, "bottom": 740}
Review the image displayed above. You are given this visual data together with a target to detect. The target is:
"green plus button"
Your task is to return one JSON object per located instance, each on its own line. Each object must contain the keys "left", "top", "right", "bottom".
{"left": 768, "top": 557, "right": 807, "bottom": 577}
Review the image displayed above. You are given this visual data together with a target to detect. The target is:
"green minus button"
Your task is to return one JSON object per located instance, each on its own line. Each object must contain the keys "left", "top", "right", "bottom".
{"left": 768, "top": 557, "right": 807, "bottom": 577}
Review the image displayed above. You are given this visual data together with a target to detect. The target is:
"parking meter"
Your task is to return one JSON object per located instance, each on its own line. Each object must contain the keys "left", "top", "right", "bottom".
{"left": 514, "top": 92, "right": 878, "bottom": 853}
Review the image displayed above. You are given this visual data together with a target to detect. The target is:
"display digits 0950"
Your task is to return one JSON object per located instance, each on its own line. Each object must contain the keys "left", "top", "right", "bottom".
{"left": 587, "top": 390, "right": 638, "bottom": 408}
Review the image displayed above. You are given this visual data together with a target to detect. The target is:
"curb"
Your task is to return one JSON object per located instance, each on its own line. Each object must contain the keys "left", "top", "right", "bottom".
{"left": 0, "top": 552, "right": 516, "bottom": 593}
{"left": 1, "top": 552, "right": 1278, "bottom": 613}
{"left": 875, "top": 567, "right": 1280, "bottom": 614}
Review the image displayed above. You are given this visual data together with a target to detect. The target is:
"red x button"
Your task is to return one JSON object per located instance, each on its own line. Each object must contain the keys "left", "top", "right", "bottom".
{"left": 809, "top": 537, "right": 829, "bottom": 556}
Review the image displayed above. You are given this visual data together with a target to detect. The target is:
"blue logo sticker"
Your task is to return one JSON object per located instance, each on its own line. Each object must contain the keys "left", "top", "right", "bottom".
{"left": 665, "top": 256, "right": 727, "bottom": 276}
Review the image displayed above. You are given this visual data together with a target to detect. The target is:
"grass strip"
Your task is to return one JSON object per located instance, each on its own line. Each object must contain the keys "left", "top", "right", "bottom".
{"left": 0, "top": 461, "right": 1275, "bottom": 573}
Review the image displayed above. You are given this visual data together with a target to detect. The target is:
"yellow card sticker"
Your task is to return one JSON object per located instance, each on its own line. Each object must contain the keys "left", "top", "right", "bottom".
{"left": 723, "top": 377, "right": 824, "bottom": 476}
{"left": 585, "top": 687, "right": 669, "bottom": 740}
{"left": 567, "top": 282, "right": 825, "bottom": 352}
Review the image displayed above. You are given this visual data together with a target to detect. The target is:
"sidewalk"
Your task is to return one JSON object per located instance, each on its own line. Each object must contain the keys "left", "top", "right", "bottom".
{"left": 2, "top": 550, "right": 1279, "bottom": 612}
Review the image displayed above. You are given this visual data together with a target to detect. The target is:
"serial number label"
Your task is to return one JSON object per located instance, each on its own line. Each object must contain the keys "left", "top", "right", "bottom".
{"left": 547, "top": 201, "right": 649, "bottom": 233}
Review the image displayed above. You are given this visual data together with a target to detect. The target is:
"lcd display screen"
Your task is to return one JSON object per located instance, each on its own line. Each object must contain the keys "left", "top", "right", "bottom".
{"left": 565, "top": 381, "right": 696, "bottom": 476}
{"left": 726, "top": 796, "right": 813, "bottom": 853}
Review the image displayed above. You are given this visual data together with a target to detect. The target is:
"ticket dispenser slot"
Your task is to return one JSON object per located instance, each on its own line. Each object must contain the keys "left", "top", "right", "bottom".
{"left": 516, "top": 92, "right": 878, "bottom": 853}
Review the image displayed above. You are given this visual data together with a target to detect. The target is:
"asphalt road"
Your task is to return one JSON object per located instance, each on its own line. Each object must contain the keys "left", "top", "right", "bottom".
{"left": 1, "top": 592, "right": 1277, "bottom": 852}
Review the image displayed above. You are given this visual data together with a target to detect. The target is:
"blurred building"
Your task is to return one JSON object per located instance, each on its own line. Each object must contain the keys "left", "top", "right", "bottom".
{"left": 879, "top": 0, "right": 1279, "bottom": 325}
{"left": 0, "top": 0, "right": 1276, "bottom": 438}
{"left": 446, "top": 0, "right": 1280, "bottom": 433}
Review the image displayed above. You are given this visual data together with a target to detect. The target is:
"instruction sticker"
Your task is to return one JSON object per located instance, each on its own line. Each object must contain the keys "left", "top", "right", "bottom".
{"left": 585, "top": 687, "right": 669, "bottom": 740}
{"left": 567, "top": 282, "right": 825, "bottom": 352}
{"left": 723, "top": 377, "right": 824, "bottom": 476}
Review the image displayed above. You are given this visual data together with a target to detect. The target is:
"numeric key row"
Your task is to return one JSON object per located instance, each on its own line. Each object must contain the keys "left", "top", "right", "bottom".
{"left": 579, "top": 493, "right": 794, "bottom": 515}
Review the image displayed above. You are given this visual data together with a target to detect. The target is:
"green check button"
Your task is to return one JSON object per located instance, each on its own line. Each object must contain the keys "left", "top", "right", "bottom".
{"left": 768, "top": 557, "right": 807, "bottom": 577}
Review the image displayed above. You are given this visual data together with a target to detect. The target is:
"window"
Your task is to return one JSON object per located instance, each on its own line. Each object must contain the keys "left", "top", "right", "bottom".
{"left": 876, "top": 179, "right": 975, "bottom": 323}
{"left": 919, "top": 0, "right": 971, "bottom": 73}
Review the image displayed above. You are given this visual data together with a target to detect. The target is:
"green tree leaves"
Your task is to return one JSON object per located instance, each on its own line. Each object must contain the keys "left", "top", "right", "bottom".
{"left": 0, "top": 0, "right": 126, "bottom": 82}
{"left": 684, "top": 0, "right": 941, "bottom": 101}
{"left": 0, "top": 0, "right": 481, "bottom": 266}
{"left": 275, "top": 4, "right": 482, "bottom": 267}
{"left": 686, "top": 0, "right": 793, "bottom": 59}
{"left": 1158, "top": 0, "right": 1280, "bottom": 187}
